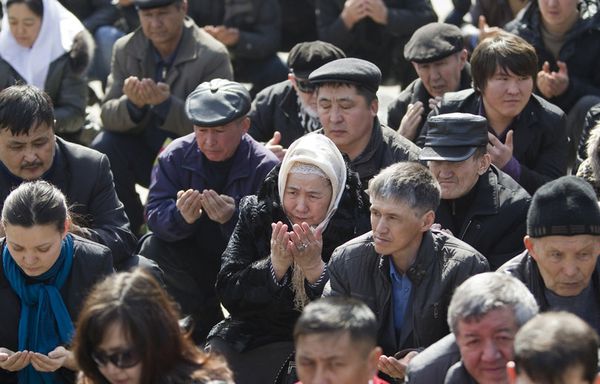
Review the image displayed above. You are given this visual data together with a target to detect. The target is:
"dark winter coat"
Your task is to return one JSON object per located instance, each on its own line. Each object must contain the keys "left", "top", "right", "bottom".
{"left": 324, "top": 230, "right": 489, "bottom": 356}
{"left": 58, "top": 0, "right": 119, "bottom": 32}
{"left": 0, "top": 138, "right": 137, "bottom": 267}
{"left": 435, "top": 166, "right": 531, "bottom": 270}
{"left": 209, "top": 163, "right": 370, "bottom": 352}
{"left": 0, "top": 30, "right": 94, "bottom": 135}
{"left": 0, "top": 235, "right": 113, "bottom": 384}
{"left": 418, "top": 88, "right": 567, "bottom": 194}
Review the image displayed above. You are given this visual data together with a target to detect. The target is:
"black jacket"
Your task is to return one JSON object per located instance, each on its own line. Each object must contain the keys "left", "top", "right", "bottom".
{"left": 0, "top": 138, "right": 137, "bottom": 267}
{"left": 0, "top": 235, "right": 114, "bottom": 384}
{"left": 418, "top": 89, "right": 567, "bottom": 194}
{"left": 435, "top": 166, "right": 531, "bottom": 270}
{"left": 210, "top": 164, "right": 370, "bottom": 352}
{"left": 386, "top": 64, "right": 472, "bottom": 136}
{"left": 248, "top": 80, "right": 307, "bottom": 148}
{"left": 58, "top": 0, "right": 120, "bottom": 33}
{"left": 499, "top": 250, "right": 600, "bottom": 312}
{"left": 505, "top": 5, "right": 600, "bottom": 113}
{"left": 324, "top": 230, "right": 489, "bottom": 356}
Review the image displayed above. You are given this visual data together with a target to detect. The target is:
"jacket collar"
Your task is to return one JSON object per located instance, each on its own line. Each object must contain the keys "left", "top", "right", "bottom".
{"left": 351, "top": 117, "right": 383, "bottom": 168}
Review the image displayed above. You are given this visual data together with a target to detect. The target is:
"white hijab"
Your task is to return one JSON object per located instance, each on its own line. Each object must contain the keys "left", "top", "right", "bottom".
{"left": 0, "top": 0, "right": 84, "bottom": 89}
{"left": 278, "top": 133, "right": 347, "bottom": 233}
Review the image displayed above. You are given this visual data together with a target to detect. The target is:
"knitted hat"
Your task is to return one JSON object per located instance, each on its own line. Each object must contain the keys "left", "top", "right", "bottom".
{"left": 527, "top": 176, "right": 600, "bottom": 238}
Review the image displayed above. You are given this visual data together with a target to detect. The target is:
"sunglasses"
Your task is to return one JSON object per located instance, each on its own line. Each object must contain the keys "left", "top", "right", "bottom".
{"left": 92, "top": 349, "right": 141, "bottom": 369}
{"left": 295, "top": 78, "right": 316, "bottom": 93}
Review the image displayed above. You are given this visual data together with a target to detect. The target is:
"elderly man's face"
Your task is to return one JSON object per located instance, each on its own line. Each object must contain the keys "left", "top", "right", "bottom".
{"left": 427, "top": 152, "right": 490, "bottom": 200}
{"left": 295, "top": 331, "right": 380, "bottom": 384}
{"left": 138, "top": 2, "right": 186, "bottom": 50}
{"left": 413, "top": 51, "right": 467, "bottom": 98}
{"left": 317, "top": 84, "right": 377, "bottom": 161}
{"left": 194, "top": 117, "right": 249, "bottom": 162}
{"left": 525, "top": 235, "right": 600, "bottom": 297}
{"left": 0, "top": 123, "right": 56, "bottom": 180}
{"left": 456, "top": 306, "right": 519, "bottom": 384}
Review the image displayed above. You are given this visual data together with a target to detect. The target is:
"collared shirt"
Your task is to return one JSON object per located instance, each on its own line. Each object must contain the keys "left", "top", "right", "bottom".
{"left": 389, "top": 257, "right": 412, "bottom": 333}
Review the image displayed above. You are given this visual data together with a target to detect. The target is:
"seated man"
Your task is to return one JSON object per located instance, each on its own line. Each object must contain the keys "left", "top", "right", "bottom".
{"left": 421, "top": 113, "right": 530, "bottom": 269}
{"left": 404, "top": 272, "right": 539, "bottom": 384}
{"left": 417, "top": 32, "right": 567, "bottom": 194}
{"left": 92, "top": 0, "right": 233, "bottom": 235}
{"left": 324, "top": 162, "right": 489, "bottom": 382}
{"left": 315, "top": 0, "right": 437, "bottom": 87}
{"left": 0, "top": 85, "right": 137, "bottom": 270}
{"left": 140, "top": 79, "right": 279, "bottom": 343}
{"left": 188, "top": 0, "right": 288, "bottom": 97}
{"left": 508, "top": 311, "right": 600, "bottom": 384}
{"left": 294, "top": 297, "right": 389, "bottom": 384}
{"left": 499, "top": 175, "right": 600, "bottom": 335}
{"left": 249, "top": 40, "right": 346, "bottom": 161}
{"left": 309, "top": 57, "right": 420, "bottom": 187}
{"left": 387, "top": 22, "right": 471, "bottom": 141}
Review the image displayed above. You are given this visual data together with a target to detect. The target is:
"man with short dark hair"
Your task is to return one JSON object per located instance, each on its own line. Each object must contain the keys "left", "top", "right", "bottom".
{"left": 248, "top": 41, "right": 346, "bottom": 161}
{"left": 139, "top": 79, "right": 279, "bottom": 343}
{"left": 294, "top": 297, "right": 389, "bottom": 384}
{"left": 499, "top": 175, "right": 600, "bottom": 335}
{"left": 421, "top": 112, "right": 531, "bottom": 269}
{"left": 309, "top": 58, "right": 420, "bottom": 187}
{"left": 92, "top": 0, "right": 233, "bottom": 234}
{"left": 387, "top": 22, "right": 471, "bottom": 142}
{"left": 508, "top": 311, "right": 600, "bottom": 384}
{"left": 0, "top": 85, "right": 137, "bottom": 270}
{"left": 325, "top": 162, "right": 489, "bottom": 382}
{"left": 418, "top": 32, "right": 567, "bottom": 194}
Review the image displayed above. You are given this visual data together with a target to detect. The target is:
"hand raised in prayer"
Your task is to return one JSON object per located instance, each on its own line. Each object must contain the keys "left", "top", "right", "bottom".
{"left": 288, "top": 223, "right": 324, "bottom": 283}
{"left": 138, "top": 78, "right": 170, "bottom": 106}
{"left": 365, "top": 0, "right": 388, "bottom": 25}
{"left": 266, "top": 131, "right": 287, "bottom": 161}
{"left": 378, "top": 351, "right": 419, "bottom": 380}
{"left": 341, "top": 0, "right": 369, "bottom": 29}
{"left": 31, "top": 346, "right": 76, "bottom": 372}
{"left": 487, "top": 131, "right": 514, "bottom": 169}
{"left": 271, "top": 222, "right": 294, "bottom": 280}
{"left": 200, "top": 190, "right": 236, "bottom": 224}
{"left": 0, "top": 348, "right": 32, "bottom": 372}
{"left": 123, "top": 76, "right": 146, "bottom": 108}
{"left": 398, "top": 102, "right": 424, "bottom": 141}
{"left": 176, "top": 189, "right": 204, "bottom": 224}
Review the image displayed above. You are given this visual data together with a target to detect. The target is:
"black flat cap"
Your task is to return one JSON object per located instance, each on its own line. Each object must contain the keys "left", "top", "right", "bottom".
{"left": 309, "top": 58, "right": 381, "bottom": 93}
{"left": 134, "top": 0, "right": 178, "bottom": 10}
{"left": 185, "top": 79, "right": 251, "bottom": 127}
{"left": 420, "top": 113, "right": 488, "bottom": 162}
{"left": 404, "top": 23, "right": 464, "bottom": 63}
{"left": 288, "top": 41, "right": 346, "bottom": 79}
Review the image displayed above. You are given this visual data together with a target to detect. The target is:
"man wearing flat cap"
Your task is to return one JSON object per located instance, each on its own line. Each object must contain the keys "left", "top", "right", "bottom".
{"left": 309, "top": 57, "right": 420, "bottom": 187}
{"left": 387, "top": 23, "right": 471, "bottom": 143}
{"left": 499, "top": 175, "right": 600, "bottom": 334}
{"left": 91, "top": 0, "right": 233, "bottom": 235}
{"left": 248, "top": 41, "right": 346, "bottom": 161}
{"left": 421, "top": 112, "right": 530, "bottom": 270}
{"left": 139, "top": 79, "right": 279, "bottom": 343}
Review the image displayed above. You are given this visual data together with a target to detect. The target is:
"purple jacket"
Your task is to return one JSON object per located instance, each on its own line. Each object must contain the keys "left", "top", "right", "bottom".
{"left": 146, "top": 133, "right": 279, "bottom": 242}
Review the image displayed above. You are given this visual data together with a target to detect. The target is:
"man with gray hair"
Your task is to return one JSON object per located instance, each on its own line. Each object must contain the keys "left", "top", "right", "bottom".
{"left": 324, "top": 162, "right": 489, "bottom": 382}
{"left": 405, "top": 272, "right": 539, "bottom": 384}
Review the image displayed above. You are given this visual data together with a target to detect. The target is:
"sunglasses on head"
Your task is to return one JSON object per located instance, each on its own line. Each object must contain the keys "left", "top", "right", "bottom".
{"left": 92, "top": 349, "right": 141, "bottom": 369}
{"left": 295, "top": 78, "right": 316, "bottom": 93}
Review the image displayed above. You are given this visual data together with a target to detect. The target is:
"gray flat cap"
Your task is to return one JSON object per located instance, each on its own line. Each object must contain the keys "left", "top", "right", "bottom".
{"left": 185, "top": 79, "right": 251, "bottom": 127}
{"left": 309, "top": 58, "right": 381, "bottom": 93}
{"left": 404, "top": 23, "right": 464, "bottom": 63}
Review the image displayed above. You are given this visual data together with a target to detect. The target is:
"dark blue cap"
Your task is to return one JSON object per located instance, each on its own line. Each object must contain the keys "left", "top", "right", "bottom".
{"left": 185, "top": 79, "right": 251, "bottom": 127}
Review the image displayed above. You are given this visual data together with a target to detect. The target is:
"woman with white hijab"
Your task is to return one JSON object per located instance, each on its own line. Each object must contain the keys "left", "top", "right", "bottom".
{"left": 208, "top": 133, "right": 370, "bottom": 384}
{"left": 0, "top": 0, "right": 93, "bottom": 141}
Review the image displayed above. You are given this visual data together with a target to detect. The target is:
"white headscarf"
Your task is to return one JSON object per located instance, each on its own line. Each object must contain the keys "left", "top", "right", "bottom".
{"left": 0, "top": 0, "right": 84, "bottom": 89}
{"left": 278, "top": 133, "right": 347, "bottom": 232}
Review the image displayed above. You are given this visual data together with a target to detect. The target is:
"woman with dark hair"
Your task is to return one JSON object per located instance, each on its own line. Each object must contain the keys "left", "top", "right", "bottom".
{"left": 73, "top": 269, "right": 233, "bottom": 384}
{"left": 208, "top": 133, "right": 370, "bottom": 384}
{"left": 0, "top": 180, "right": 113, "bottom": 383}
{"left": 0, "top": 0, "right": 93, "bottom": 143}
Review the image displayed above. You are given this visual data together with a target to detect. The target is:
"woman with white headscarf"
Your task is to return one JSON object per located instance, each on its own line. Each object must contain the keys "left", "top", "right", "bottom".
{"left": 0, "top": 0, "right": 93, "bottom": 141}
{"left": 208, "top": 133, "right": 370, "bottom": 384}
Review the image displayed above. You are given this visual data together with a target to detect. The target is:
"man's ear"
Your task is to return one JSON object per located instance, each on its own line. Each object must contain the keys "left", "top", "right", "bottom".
{"left": 367, "top": 346, "right": 382, "bottom": 377}
{"left": 524, "top": 236, "right": 539, "bottom": 262}
{"left": 421, "top": 210, "right": 435, "bottom": 232}
{"left": 478, "top": 153, "right": 492, "bottom": 175}
{"left": 370, "top": 98, "right": 379, "bottom": 117}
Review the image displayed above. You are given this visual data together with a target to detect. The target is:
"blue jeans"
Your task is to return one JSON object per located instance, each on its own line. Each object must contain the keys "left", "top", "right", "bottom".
{"left": 89, "top": 25, "right": 125, "bottom": 85}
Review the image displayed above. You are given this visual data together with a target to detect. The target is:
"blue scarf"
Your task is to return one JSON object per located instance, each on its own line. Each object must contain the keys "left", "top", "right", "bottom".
{"left": 2, "top": 234, "right": 74, "bottom": 384}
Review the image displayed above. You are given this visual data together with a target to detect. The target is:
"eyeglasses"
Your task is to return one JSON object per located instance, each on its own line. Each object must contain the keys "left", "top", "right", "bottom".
{"left": 295, "top": 78, "right": 316, "bottom": 93}
{"left": 92, "top": 349, "right": 141, "bottom": 369}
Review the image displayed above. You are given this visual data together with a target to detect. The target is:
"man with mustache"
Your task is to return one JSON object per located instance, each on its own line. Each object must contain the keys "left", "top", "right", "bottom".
{"left": 421, "top": 112, "right": 530, "bottom": 270}
{"left": 417, "top": 32, "right": 567, "bottom": 195}
{"left": 0, "top": 84, "right": 137, "bottom": 270}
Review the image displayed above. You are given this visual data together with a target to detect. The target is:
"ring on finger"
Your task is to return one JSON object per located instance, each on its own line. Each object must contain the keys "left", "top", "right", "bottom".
{"left": 296, "top": 242, "right": 309, "bottom": 252}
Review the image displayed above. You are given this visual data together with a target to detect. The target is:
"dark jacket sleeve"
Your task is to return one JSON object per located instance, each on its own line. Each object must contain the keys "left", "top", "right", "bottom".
{"left": 248, "top": 85, "right": 278, "bottom": 143}
{"left": 386, "top": 95, "right": 410, "bottom": 131}
{"left": 82, "top": 0, "right": 120, "bottom": 32}
{"left": 82, "top": 154, "right": 137, "bottom": 266}
{"left": 51, "top": 58, "right": 88, "bottom": 134}
{"left": 322, "top": 246, "right": 351, "bottom": 297}
{"left": 229, "top": 0, "right": 282, "bottom": 59}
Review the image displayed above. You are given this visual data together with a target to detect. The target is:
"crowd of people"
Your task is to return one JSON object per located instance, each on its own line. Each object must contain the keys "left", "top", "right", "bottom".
{"left": 0, "top": 0, "right": 600, "bottom": 383}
